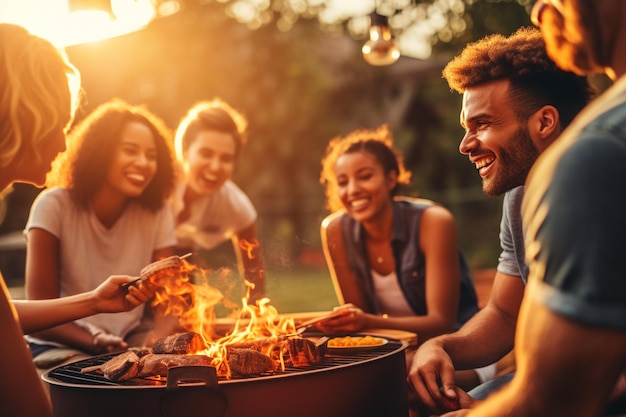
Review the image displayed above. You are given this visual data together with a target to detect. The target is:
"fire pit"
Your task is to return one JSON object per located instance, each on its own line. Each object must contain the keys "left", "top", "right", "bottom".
{"left": 45, "top": 259, "right": 410, "bottom": 416}
{"left": 43, "top": 336, "right": 409, "bottom": 417}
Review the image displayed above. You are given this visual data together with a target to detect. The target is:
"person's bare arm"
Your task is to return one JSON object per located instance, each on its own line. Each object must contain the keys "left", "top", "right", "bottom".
{"left": 320, "top": 213, "right": 369, "bottom": 309}
{"left": 414, "top": 205, "right": 463, "bottom": 339}
{"left": 0, "top": 279, "right": 52, "bottom": 417}
{"left": 14, "top": 275, "right": 155, "bottom": 334}
{"left": 233, "top": 222, "right": 265, "bottom": 303}
{"left": 408, "top": 270, "right": 524, "bottom": 411}
{"left": 466, "top": 282, "right": 626, "bottom": 417}
{"left": 26, "top": 227, "right": 99, "bottom": 352}
{"left": 444, "top": 270, "right": 524, "bottom": 366}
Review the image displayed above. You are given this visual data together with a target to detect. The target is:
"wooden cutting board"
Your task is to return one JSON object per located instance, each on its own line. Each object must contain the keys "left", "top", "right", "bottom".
{"left": 287, "top": 312, "right": 418, "bottom": 346}
{"left": 213, "top": 311, "right": 419, "bottom": 347}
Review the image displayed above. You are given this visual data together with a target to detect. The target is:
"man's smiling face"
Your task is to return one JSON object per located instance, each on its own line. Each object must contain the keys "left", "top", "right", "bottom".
{"left": 459, "top": 79, "right": 539, "bottom": 196}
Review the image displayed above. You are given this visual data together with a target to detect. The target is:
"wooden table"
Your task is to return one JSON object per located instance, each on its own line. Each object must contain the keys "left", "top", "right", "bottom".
{"left": 213, "top": 311, "right": 418, "bottom": 347}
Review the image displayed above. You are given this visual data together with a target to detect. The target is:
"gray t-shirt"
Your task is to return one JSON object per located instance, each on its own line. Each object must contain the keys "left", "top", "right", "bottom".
{"left": 497, "top": 186, "right": 528, "bottom": 284}
{"left": 523, "top": 75, "right": 626, "bottom": 331}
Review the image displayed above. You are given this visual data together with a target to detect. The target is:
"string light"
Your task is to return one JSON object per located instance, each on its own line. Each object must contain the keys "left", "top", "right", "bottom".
{"left": 362, "top": 11, "right": 400, "bottom": 66}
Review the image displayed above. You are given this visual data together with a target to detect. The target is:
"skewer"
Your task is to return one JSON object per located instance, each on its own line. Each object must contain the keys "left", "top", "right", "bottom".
{"left": 80, "top": 364, "right": 103, "bottom": 374}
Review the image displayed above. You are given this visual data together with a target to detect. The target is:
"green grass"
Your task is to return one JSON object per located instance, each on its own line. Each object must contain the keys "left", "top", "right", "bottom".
{"left": 194, "top": 245, "right": 338, "bottom": 316}
{"left": 265, "top": 266, "right": 339, "bottom": 314}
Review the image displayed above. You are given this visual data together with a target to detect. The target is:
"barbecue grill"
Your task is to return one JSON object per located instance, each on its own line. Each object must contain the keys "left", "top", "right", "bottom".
{"left": 43, "top": 336, "right": 409, "bottom": 417}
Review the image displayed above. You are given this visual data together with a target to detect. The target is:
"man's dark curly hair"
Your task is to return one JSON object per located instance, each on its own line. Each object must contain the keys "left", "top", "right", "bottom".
{"left": 443, "top": 26, "right": 595, "bottom": 127}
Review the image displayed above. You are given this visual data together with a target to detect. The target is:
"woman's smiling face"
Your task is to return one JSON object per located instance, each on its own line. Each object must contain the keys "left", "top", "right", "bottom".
{"left": 333, "top": 150, "right": 396, "bottom": 223}
{"left": 183, "top": 130, "right": 236, "bottom": 196}
{"left": 104, "top": 121, "right": 157, "bottom": 198}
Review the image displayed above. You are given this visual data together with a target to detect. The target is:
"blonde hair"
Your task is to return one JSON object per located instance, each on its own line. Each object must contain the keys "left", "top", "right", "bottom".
{"left": 0, "top": 24, "right": 81, "bottom": 168}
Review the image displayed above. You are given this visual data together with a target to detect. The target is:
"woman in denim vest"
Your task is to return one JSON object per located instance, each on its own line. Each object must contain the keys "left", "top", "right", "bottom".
{"left": 319, "top": 124, "right": 484, "bottom": 389}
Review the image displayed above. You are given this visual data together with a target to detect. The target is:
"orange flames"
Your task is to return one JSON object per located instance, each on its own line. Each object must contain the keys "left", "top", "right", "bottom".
{"left": 149, "top": 258, "right": 297, "bottom": 377}
{"left": 238, "top": 238, "right": 259, "bottom": 260}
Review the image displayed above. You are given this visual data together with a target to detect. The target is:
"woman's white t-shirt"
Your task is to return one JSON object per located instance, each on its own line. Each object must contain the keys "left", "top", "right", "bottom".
{"left": 24, "top": 187, "right": 177, "bottom": 340}
{"left": 171, "top": 180, "right": 257, "bottom": 250}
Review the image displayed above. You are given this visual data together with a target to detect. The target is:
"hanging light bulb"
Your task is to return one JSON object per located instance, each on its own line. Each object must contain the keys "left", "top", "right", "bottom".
{"left": 362, "top": 12, "right": 400, "bottom": 66}
{"left": 0, "top": 0, "right": 155, "bottom": 47}
{"left": 68, "top": 0, "right": 114, "bottom": 17}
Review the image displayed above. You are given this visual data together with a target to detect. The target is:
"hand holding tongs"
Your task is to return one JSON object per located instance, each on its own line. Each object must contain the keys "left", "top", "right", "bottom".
{"left": 288, "top": 310, "right": 345, "bottom": 336}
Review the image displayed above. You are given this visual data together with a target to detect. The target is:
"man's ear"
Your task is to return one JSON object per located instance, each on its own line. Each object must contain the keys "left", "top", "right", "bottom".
{"left": 529, "top": 105, "right": 560, "bottom": 152}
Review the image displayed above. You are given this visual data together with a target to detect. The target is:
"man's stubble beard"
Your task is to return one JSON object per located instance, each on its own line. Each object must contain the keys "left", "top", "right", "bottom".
{"left": 482, "top": 127, "right": 539, "bottom": 197}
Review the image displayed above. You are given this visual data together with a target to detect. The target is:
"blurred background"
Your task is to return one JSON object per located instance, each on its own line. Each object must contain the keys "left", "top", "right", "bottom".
{"left": 0, "top": 0, "right": 535, "bottom": 313}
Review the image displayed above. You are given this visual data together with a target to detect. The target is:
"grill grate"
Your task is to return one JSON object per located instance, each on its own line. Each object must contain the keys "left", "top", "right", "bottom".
{"left": 47, "top": 338, "right": 404, "bottom": 387}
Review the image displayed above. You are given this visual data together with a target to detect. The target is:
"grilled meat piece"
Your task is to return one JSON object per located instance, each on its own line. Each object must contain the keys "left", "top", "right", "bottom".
{"left": 101, "top": 350, "right": 141, "bottom": 382}
{"left": 287, "top": 337, "right": 327, "bottom": 367}
{"left": 227, "top": 348, "right": 276, "bottom": 376}
{"left": 128, "top": 346, "right": 152, "bottom": 357}
{"left": 140, "top": 255, "right": 184, "bottom": 280}
{"left": 152, "top": 332, "right": 207, "bottom": 355}
{"left": 138, "top": 354, "right": 213, "bottom": 378}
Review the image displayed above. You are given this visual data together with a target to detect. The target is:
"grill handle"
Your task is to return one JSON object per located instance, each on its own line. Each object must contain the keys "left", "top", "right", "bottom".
{"left": 166, "top": 365, "right": 219, "bottom": 389}
{"left": 161, "top": 366, "right": 228, "bottom": 417}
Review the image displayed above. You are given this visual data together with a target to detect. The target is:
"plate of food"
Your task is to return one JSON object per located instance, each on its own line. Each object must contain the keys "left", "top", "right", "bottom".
{"left": 326, "top": 335, "right": 388, "bottom": 351}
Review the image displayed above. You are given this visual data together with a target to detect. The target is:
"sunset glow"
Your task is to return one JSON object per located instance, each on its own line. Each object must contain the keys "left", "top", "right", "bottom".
{"left": 0, "top": 0, "right": 156, "bottom": 47}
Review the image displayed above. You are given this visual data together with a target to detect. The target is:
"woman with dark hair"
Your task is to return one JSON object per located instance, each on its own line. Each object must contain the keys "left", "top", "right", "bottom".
{"left": 319, "top": 124, "right": 479, "bottom": 337}
{"left": 319, "top": 124, "right": 487, "bottom": 387}
{"left": 24, "top": 98, "right": 178, "bottom": 366}
{"left": 172, "top": 98, "right": 265, "bottom": 303}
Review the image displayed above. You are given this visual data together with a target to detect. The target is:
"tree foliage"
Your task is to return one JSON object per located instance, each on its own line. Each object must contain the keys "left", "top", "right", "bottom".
{"left": 60, "top": 0, "right": 533, "bottom": 270}
{"left": 152, "top": 0, "right": 533, "bottom": 58}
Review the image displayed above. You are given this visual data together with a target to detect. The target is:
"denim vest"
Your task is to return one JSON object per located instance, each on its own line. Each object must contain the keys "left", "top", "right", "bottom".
{"left": 339, "top": 199, "right": 479, "bottom": 328}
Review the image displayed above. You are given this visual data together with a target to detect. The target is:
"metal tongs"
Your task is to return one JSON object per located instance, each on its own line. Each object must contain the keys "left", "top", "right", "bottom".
{"left": 288, "top": 310, "right": 345, "bottom": 336}
{"left": 121, "top": 253, "right": 192, "bottom": 290}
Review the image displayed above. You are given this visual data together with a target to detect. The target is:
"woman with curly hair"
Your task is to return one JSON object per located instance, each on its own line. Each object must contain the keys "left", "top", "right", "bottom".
{"left": 24, "top": 98, "right": 178, "bottom": 367}
{"left": 318, "top": 124, "right": 482, "bottom": 386}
